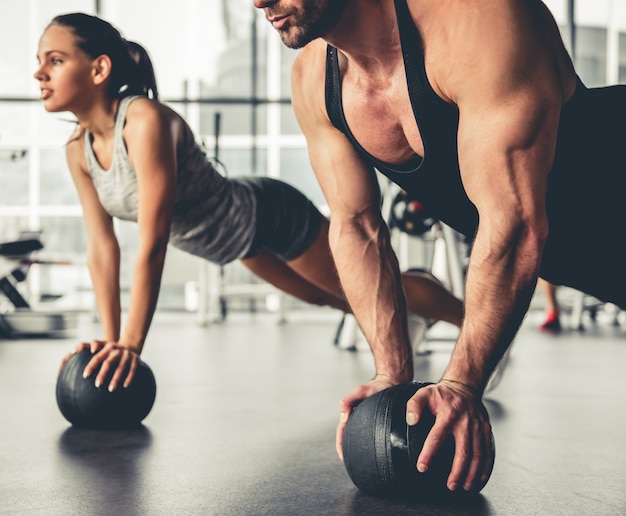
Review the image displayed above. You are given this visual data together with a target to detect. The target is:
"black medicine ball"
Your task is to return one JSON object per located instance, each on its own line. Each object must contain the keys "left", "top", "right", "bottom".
{"left": 56, "top": 349, "right": 156, "bottom": 429}
{"left": 342, "top": 382, "right": 494, "bottom": 499}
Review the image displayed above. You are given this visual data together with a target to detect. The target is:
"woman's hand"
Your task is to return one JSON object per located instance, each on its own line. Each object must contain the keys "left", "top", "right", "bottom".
{"left": 58, "top": 339, "right": 141, "bottom": 391}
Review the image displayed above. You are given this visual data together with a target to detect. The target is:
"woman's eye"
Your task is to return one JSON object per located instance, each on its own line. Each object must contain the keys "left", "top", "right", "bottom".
{"left": 51, "top": 58, "right": 63, "bottom": 65}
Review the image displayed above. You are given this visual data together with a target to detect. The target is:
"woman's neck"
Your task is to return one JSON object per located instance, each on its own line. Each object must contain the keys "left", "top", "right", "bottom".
{"left": 75, "top": 97, "right": 119, "bottom": 138}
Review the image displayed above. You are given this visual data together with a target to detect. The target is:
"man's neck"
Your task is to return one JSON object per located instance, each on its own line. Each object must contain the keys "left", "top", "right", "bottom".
{"left": 325, "top": 0, "right": 403, "bottom": 76}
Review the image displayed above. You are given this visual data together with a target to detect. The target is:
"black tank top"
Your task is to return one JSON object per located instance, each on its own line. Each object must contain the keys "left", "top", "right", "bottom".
{"left": 325, "top": 0, "right": 477, "bottom": 237}
{"left": 325, "top": 0, "right": 626, "bottom": 306}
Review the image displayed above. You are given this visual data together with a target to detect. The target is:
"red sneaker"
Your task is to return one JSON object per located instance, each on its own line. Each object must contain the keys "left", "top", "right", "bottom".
{"left": 540, "top": 310, "right": 561, "bottom": 332}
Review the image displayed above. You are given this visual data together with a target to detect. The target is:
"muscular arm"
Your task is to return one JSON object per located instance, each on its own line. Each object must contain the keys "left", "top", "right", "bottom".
{"left": 320, "top": 147, "right": 412, "bottom": 385}
{"left": 434, "top": 0, "right": 565, "bottom": 392}
{"left": 292, "top": 42, "right": 413, "bottom": 436}
{"left": 446, "top": 95, "right": 554, "bottom": 391}
{"left": 405, "top": 0, "right": 570, "bottom": 490}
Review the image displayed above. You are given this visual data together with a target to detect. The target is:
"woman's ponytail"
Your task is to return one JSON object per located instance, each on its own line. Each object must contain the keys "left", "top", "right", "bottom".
{"left": 125, "top": 40, "right": 159, "bottom": 101}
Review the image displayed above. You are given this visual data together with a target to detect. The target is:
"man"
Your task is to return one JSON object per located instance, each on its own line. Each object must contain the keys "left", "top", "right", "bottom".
{"left": 254, "top": 0, "right": 626, "bottom": 493}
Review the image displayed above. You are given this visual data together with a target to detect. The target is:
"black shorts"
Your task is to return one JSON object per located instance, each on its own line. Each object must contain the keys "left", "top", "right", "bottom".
{"left": 241, "top": 177, "right": 324, "bottom": 261}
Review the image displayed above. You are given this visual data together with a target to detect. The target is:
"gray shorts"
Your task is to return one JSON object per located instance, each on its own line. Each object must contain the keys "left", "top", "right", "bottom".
{"left": 240, "top": 177, "right": 324, "bottom": 261}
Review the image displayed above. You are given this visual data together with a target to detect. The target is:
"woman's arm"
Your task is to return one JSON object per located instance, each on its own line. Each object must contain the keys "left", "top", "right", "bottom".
{"left": 63, "top": 101, "right": 179, "bottom": 391}
{"left": 60, "top": 133, "right": 122, "bottom": 375}
{"left": 89, "top": 99, "right": 179, "bottom": 390}
{"left": 116, "top": 99, "right": 178, "bottom": 356}
{"left": 66, "top": 134, "right": 122, "bottom": 341}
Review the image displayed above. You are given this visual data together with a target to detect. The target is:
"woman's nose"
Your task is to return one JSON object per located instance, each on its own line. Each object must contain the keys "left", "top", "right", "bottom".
{"left": 34, "top": 65, "right": 45, "bottom": 81}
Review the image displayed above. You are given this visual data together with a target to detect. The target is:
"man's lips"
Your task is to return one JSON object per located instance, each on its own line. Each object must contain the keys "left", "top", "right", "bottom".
{"left": 269, "top": 15, "right": 289, "bottom": 30}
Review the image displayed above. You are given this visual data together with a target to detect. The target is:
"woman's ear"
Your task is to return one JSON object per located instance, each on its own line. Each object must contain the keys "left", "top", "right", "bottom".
{"left": 92, "top": 55, "right": 112, "bottom": 86}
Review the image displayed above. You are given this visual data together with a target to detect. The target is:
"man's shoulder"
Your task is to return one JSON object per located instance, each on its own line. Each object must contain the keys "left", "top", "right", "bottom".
{"left": 291, "top": 39, "right": 332, "bottom": 123}
{"left": 294, "top": 39, "right": 328, "bottom": 70}
{"left": 292, "top": 39, "right": 328, "bottom": 88}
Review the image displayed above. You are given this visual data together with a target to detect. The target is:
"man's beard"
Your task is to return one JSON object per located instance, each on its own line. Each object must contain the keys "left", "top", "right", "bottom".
{"left": 278, "top": 0, "right": 349, "bottom": 49}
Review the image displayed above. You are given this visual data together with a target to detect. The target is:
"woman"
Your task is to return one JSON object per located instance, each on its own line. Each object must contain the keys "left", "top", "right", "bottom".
{"left": 35, "top": 13, "right": 464, "bottom": 392}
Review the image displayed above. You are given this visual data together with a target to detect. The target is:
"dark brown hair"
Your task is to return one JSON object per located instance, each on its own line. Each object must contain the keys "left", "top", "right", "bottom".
{"left": 50, "top": 13, "right": 159, "bottom": 100}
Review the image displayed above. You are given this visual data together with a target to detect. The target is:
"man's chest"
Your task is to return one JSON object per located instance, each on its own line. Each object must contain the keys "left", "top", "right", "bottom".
{"left": 341, "top": 74, "right": 425, "bottom": 165}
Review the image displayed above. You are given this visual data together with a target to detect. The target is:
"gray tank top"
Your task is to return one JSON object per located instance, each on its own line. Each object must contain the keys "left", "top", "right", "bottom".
{"left": 84, "top": 96, "right": 256, "bottom": 265}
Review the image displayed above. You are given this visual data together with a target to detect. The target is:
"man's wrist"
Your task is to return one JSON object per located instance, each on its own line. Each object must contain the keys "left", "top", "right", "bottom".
{"left": 375, "top": 367, "right": 413, "bottom": 385}
{"left": 439, "top": 377, "right": 482, "bottom": 397}
{"left": 443, "top": 353, "right": 488, "bottom": 394}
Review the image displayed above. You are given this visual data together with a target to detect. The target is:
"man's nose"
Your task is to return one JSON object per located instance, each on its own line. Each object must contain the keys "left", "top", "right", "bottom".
{"left": 253, "top": 0, "right": 277, "bottom": 9}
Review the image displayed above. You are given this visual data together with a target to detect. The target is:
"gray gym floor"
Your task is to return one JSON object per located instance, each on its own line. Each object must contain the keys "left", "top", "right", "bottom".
{"left": 2, "top": 306, "right": 626, "bottom": 516}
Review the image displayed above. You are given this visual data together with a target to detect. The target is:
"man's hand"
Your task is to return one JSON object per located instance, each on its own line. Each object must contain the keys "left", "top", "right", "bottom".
{"left": 58, "top": 339, "right": 141, "bottom": 391}
{"left": 406, "top": 380, "right": 495, "bottom": 492}
{"left": 336, "top": 374, "right": 398, "bottom": 460}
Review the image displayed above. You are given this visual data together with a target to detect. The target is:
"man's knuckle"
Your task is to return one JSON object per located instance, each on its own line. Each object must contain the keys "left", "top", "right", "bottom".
{"left": 456, "top": 446, "right": 471, "bottom": 461}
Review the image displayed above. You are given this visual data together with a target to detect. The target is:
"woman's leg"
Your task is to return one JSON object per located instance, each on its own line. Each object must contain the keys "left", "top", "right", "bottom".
{"left": 245, "top": 217, "right": 464, "bottom": 328}
{"left": 241, "top": 251, "right": 350, "bottom": 312}
{"left": 401, "top": 270, "right": 464, "bottom": 327}
{"left": 282, "top": 218, "right": 346, "bottom": 299}
{"left": 288, "top": 218, "right": 464, "bottom": 327}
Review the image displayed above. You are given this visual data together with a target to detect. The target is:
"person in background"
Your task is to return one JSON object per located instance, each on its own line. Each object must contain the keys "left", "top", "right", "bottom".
{"left": 537, "top": 278, "right": 561, "bottom": 332}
